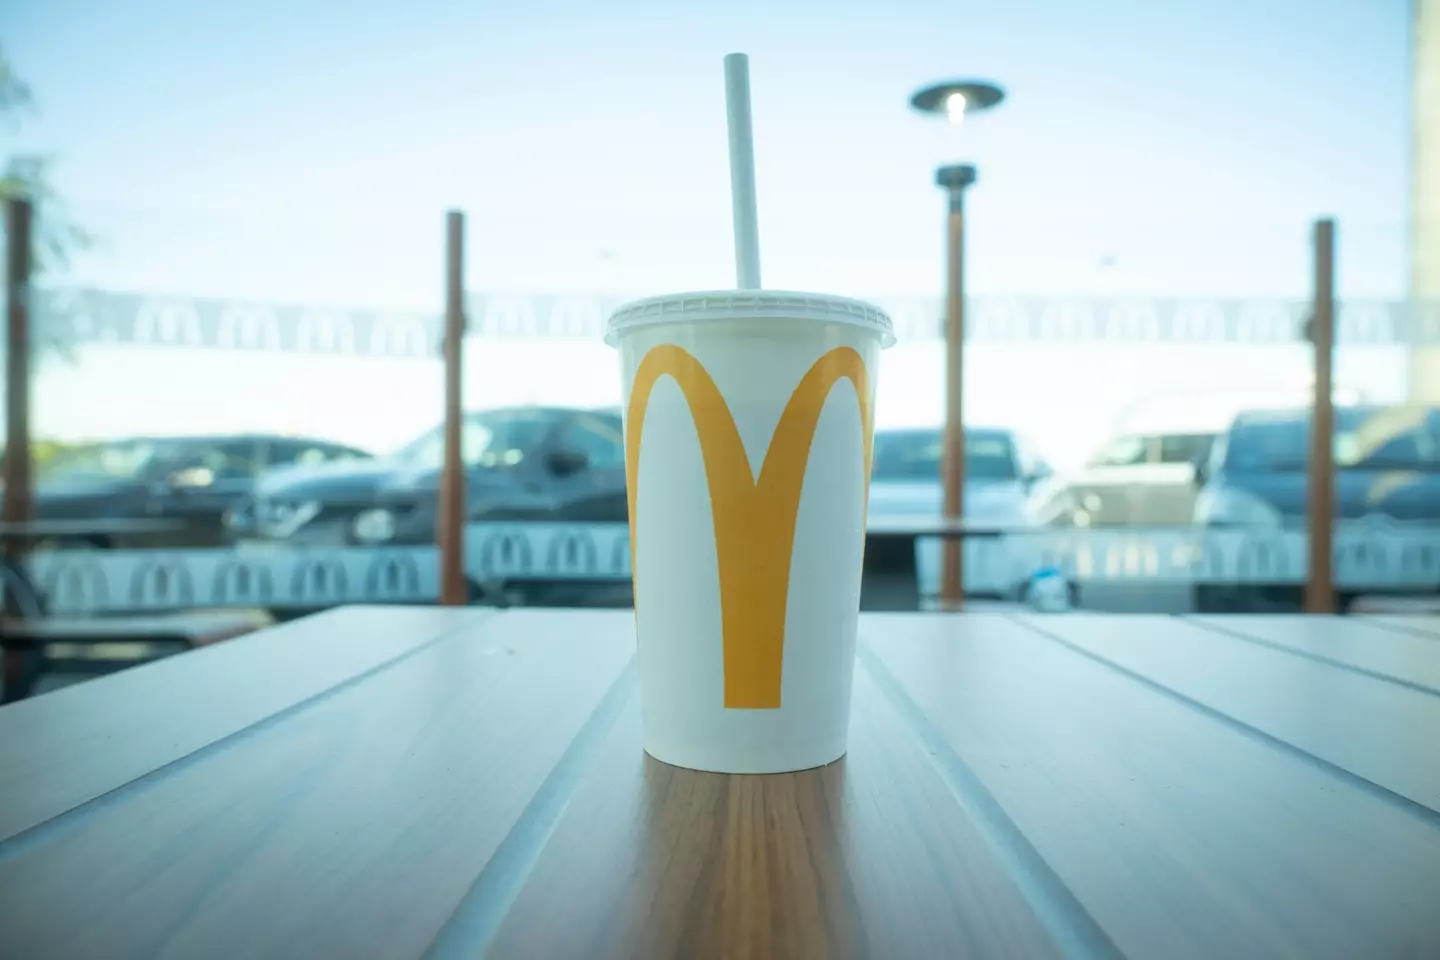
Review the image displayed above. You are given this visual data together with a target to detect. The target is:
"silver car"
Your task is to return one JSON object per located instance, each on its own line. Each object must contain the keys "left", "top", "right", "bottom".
{"left": 866, "top": 427, "right": 1056, "bottom": 598}
{"left": 1034, "top": 386, "right": 1370, "bottom": 528}
{"left": 1032, "top": 429, "right": 1215, "bottom": 527}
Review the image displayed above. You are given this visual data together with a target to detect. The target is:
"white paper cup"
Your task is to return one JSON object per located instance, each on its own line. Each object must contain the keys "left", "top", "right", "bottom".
{"left": 606, "top": 291, "right": 895, "bottom": 773}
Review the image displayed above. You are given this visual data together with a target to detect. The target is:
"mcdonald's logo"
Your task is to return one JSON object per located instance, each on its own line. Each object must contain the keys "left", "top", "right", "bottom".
{"left": 546, "top": 298, "right": 604, "bottom": 338}
{"left": 130, "top": 560, "right": 196, "bottom": 607}
{"left": 42, "top": 559, "right": 110, "bottom": 612}
{"left": 479, "top": 530, "right": 536, "bottom": 575}
{"left": 367, "top": 315, "right": 432, "bottom": 357}
{"left": 1104, "top": 301, "right": 1161, "bottom": 341}
{"left": 290, "top": 558, "right": 349, "bottom": 601}
{"left": 296, "top": 310, "right": 358, "bottom": 354}
{"left": 626, "top": 344, "right": 872, "bottom": 711}
{"left": 546, "top": 530, "right": 599, "bottom": 576}
{"left": 609, "top": 530, "right": 633, "bottom": 577}
{"left": 1170, "top": 301, "right": 1227, "bottom": 341}
{"left": 133, "top": 300, "right": 203, "bottom": 346}
{"left": 365, "top": 554, "right": 423, "bottom": 598}
{"left": 216, "top": 304, "right": 282, "bottom": 350}
{"left": 1233, "top": 532, "right": 1292, "bottom": 582}
{"left": 213, "top": 561, "right": 275, "bottom": 604}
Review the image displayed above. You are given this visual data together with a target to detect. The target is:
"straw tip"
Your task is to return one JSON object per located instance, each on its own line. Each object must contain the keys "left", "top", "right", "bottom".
{"left": 724, "top": 52, "right": 749, "bottom": 65}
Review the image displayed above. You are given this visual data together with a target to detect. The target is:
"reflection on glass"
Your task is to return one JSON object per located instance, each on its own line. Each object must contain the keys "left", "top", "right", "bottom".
{"left": 870, "top": 428, "right": 1019, "bottom": 482}
{"left": 42, "top": 439, "right": 174, "bottom": 482}
{"left": 393, "top": 411, "right": 555, "bottom": 470}
{"left": 1220, "top": 406, "right": 1439, "bottom": 473}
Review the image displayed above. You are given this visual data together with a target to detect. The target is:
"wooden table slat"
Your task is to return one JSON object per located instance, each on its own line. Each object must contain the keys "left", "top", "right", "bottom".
{"left": 1024, "top": 613, "right": 1440, "bottom": 812}
{"left": 864, "top": 613, "right": 1440, "bottom": 959}
{"left": 1366, "top": 614, "right": 1440, "bottom": 638}
{"left": 1186, "top": 613, "right": 1440, "bottom": 692}
{"left": 481, "top": 664, "right": 1075, "bottom": 960}
{"left": 5, "top": 608, "right": 1440, "bottom": 959}
{"left": 0, "top": 610, "right": 634, "bottom": 960}
{"left": 0, "top": 607, "right": 483, "bottom": 843}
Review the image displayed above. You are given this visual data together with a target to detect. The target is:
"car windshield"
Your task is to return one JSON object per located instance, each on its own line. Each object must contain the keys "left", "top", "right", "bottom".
{"left": 396, "top": 412, "right": 555, "bottom": 469}
{"left": 39, "top": 440, "right": 176, "bottom": 481}
{"left": 871, "top": 430, "right": 1018, "bottom": 482}
{"left": 1223, "top": 407, "right": 1440, "bottom": 472}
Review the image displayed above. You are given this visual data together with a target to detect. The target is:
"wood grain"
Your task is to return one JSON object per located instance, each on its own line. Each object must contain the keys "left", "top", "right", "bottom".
{"left": 864, "top": 614, "right": 1440, "bottom": 959}
{"left": 1022, "top": 613, "right": 1440, "bottom": 812}
{"left": 0, "top": 606, "right": 485, "bottom": 842}
{"left": 0, "top": 609, "right": 634, "bottom": 960}
{"left": 481, "top": 664, "right": 1075, "bottom": 960}
{"left": 5, "top": 608, "right": 1440, "bottom": 958}
{"left": 1186, "top": 613, "right": 1440, "bottom": 693}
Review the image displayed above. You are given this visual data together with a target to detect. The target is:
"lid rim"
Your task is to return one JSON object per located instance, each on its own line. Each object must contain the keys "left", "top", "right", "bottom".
{"left": 604, "top": 290, "right": 896, "bottom": 348}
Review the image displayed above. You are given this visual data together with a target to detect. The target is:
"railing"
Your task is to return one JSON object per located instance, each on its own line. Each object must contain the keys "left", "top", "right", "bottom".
{"left": 35, "top": 288, "right": 1440, "bottom": 353}
{"left": 20, "top": 522, "right": 1440, "bottom": 616}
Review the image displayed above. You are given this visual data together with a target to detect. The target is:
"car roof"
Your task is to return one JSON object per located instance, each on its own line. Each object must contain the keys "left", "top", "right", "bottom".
{"left": 1229, "top": 404, "right": 1427, "bottom": 427}
{"left": 69, "top": 433, "right": 368, "bottom": 450}
{"left": 461, "top": 405, "right": 587, "bottom": 419}
{"left": 874, "top": 426, "right": 1013, "bottom": 437}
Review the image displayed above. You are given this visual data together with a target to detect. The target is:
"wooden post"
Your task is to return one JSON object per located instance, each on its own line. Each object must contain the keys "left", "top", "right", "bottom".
{"left": 1305, "top": 218, "right": 1336, "bottom": 614}
{"left": 2, "top": 197, "right": 34, "bottom": 696}
{"left": 3, "top": 197, "right": 34, "bottom": 557}
{"left": 937, "top": 165, "right": 976, "bottom": 611}
{"left": 438, "top": 210, "right": 468, "bottom": 606}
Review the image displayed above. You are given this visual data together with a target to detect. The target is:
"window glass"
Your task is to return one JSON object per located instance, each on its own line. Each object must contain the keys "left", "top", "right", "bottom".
{"left": 183, "top": 442, "right": 261, "bottom": 480}
{"left": 1089, "top": 435, "right": 1148, "bottom": 468}
{"left": 871, "top": 430, "right": 1018, "bottom": 482}
{"left": 267, "top": 440, "right": 359, "bottom": 469}
{"left": 397, "top": 412, "right": 557, "bottom": 469}
{"left": 1223, "top": 407, "right": 1439, "bottom": 473}
{"left": 561, "top": 415, "right": 625, "bottom": 468}
{"left": 1157, "top": 433, "right": 1214, "bottom": 464}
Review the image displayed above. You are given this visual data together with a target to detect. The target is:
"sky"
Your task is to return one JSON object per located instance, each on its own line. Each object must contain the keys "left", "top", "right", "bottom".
{"left": 0, "top": 0, "right": 1421, "bottom": 465}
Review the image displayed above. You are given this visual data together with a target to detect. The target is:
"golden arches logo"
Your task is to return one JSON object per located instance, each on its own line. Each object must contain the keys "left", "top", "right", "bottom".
{"left": 625, "top": 344, "right": 873, "bottom": 710}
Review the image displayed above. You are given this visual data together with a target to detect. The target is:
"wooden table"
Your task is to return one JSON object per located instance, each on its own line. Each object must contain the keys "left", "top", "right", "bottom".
{"left": 861, "top": 517, "right": 1019, "bottom": 610}
{"left": 2, "top": 608, "right": 1439, "bottom": 958}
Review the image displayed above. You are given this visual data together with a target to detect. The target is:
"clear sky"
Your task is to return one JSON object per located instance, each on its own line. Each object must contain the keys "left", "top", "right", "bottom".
{"left": 0, "top": 0, "right": 1419, "bottom": 464}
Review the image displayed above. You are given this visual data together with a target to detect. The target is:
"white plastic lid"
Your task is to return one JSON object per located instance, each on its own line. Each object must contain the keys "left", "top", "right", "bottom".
{"left": 605, "top": 290, "right": 896, "bottom": 348}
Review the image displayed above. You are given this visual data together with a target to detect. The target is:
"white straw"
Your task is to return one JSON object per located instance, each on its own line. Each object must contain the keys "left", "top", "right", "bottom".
{"left": 724, "top": 53, "right": 762, "bottom": 290}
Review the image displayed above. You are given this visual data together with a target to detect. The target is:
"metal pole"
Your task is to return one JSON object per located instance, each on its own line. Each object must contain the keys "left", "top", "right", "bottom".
{"left": 439, "top": 210, "right": 468, "bottom": 606}
{"left": 937, "top": 165, "right": 975, "bottom": 610}
{"left": 1306, "top": 218, "right": 1336, "bottom": 614}
{"left": 3, "top": 198, "right": 33, "bottom": 553}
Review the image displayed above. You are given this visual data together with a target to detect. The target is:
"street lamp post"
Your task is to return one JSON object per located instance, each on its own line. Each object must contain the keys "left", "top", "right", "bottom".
{"left": 935, "top": 163, "right": 976, "bottom": 608}
{"left": 911, "top": 79, "right": 1005, "bottom": 610}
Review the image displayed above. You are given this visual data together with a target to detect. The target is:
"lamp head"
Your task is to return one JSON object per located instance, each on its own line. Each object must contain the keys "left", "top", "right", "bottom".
{"left": 935, "top": 164, "right": 978, "bottom": 193}
{"left": 910, "top": 80, "right": 1005, "bottom": 125}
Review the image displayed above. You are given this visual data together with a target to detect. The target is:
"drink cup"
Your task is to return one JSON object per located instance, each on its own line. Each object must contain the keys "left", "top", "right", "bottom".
{"left": 606, "top": 291, "right": 894, "bottom": 773}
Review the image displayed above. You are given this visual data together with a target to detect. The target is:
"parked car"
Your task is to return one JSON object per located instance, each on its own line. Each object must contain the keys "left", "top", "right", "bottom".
{"left": 1192, "top": 405, "right": 1440, "bottom": 612}
{"left": 230, "top": 406, "right": 631, "bottom": 605}
{"left": 865, "top": 426, "right": 1062, "bottom": 600}
{"left": 30, "top": 434, "right": 372, "bottom": 549}
{"left": 1034, "top": 386, "right": 1369, "bottom": 528}
{"left": 867, "top": 426, "right": 1054, "bottom": 521}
